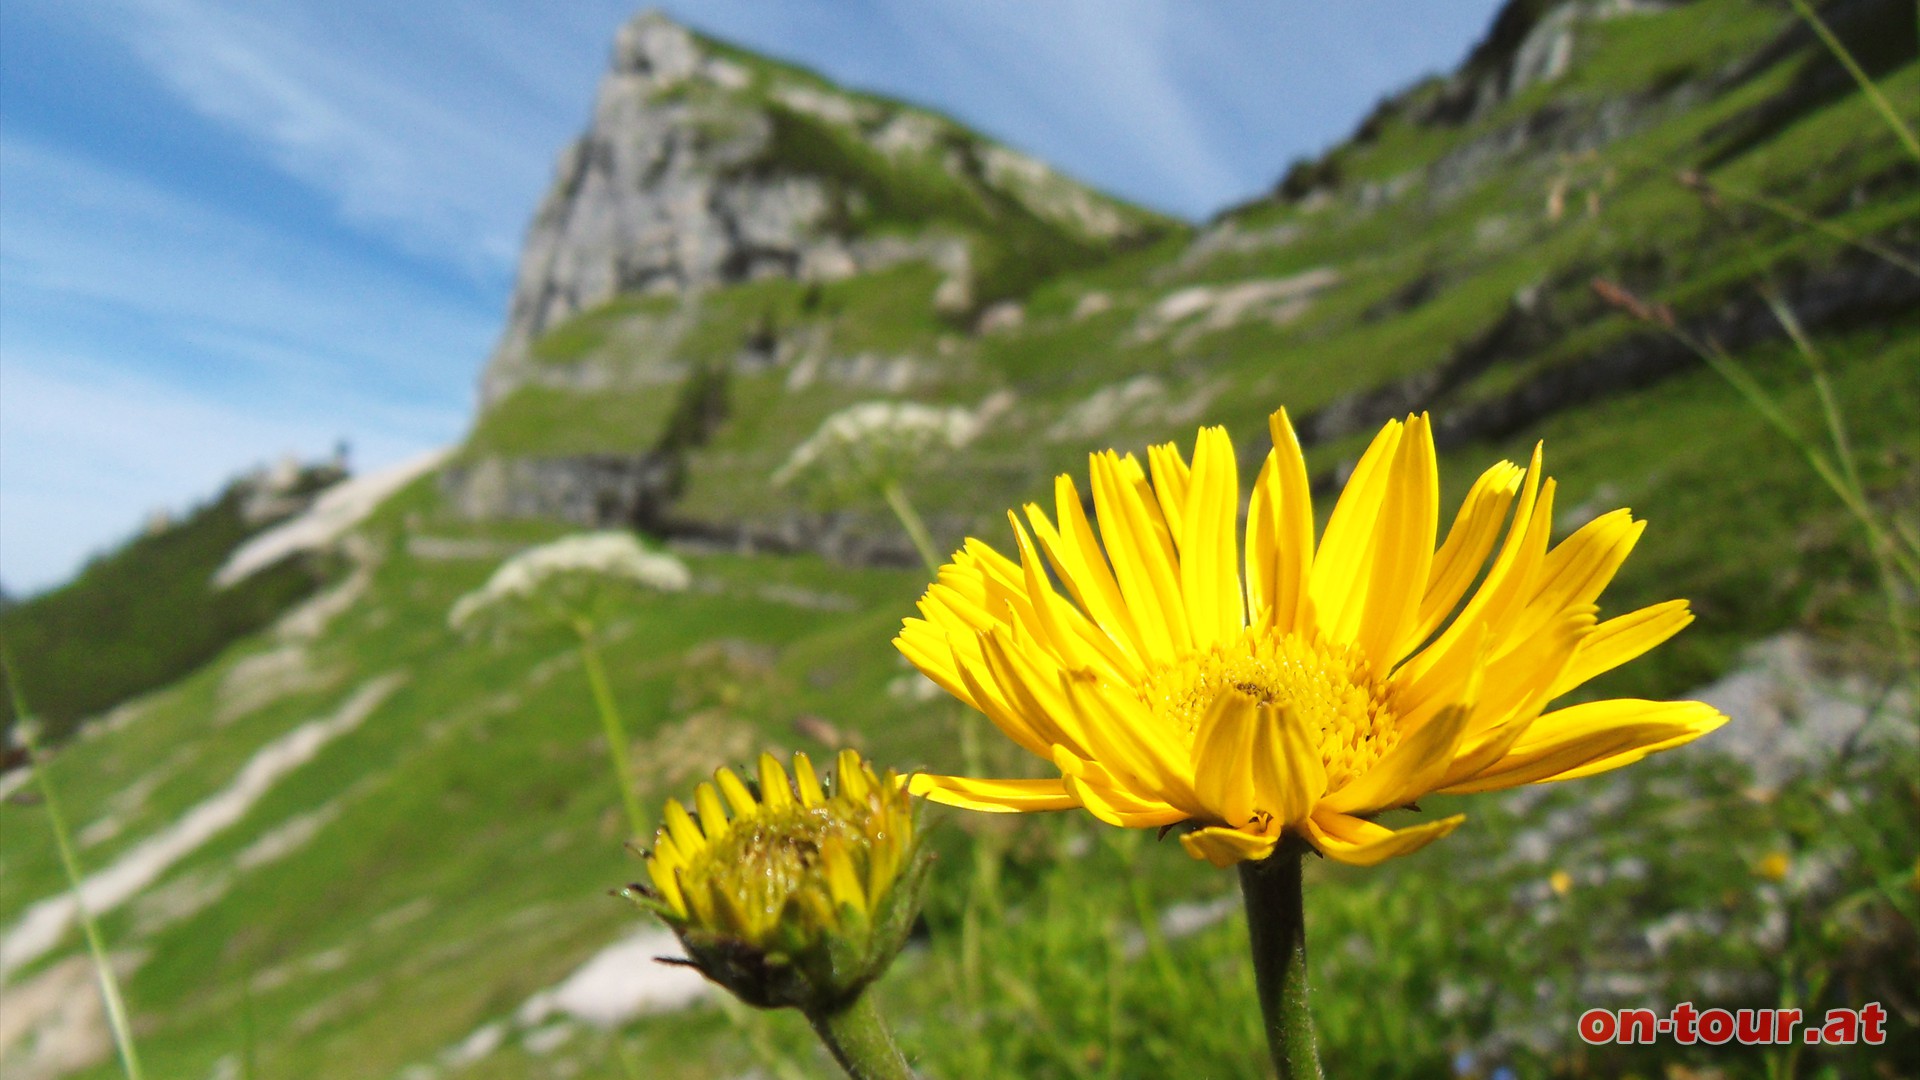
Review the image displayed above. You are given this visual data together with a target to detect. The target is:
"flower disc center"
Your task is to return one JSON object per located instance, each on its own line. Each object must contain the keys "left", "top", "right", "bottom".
{"left": 1139, "top": 630, "right": 1400, "bottom": 791}
{"left": 682, "top": 805, "right": 862, "bottom": 940}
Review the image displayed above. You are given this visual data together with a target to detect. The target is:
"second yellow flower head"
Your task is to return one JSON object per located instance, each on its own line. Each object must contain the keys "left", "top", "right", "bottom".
{"left": 639, "top": 750, "right": 927, "bottom": 1010}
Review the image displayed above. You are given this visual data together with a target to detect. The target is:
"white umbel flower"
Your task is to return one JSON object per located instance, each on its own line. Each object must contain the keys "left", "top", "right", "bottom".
{"left": 774, "top": 401, "right": 982, "bottom": 496}
{"left": 449, "top": 531, "right": 691, "bottom": 631}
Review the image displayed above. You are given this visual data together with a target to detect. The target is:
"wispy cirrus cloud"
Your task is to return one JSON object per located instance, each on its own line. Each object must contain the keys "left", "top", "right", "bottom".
{"left": 0, "top": 138, "right": 481, "bottom": 591}
{"left": 83, "top": 0, "right": 590, "bottom": 277}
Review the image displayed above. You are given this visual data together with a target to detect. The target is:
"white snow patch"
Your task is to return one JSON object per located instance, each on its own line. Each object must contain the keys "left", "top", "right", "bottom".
{"left": 0, "top": 675, "right": 403, "bottom": 978}
{"left": 517, "top": 929, "right": 708, "bottom": 1029}
{"left": 0, "top": 953, "right": 133, "bottom": 1079}
{"left": 441, "top": 1021, "right": 505, "bottom": 1068}
{"left": 216, "top": 449, "right": 448, "bottom": 587}
{"left": 235, "top": 803, "right": 341, "bottom": 871}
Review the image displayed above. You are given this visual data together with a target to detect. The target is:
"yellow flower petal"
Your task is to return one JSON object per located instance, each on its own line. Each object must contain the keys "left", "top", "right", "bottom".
{"left": 820, "top": 836, "right": 867, "bottom": 915}
{"left": 1090, "top": 451, "right": 1190, "bottom": 661}
{"left": 695, "top": 782, "right": 731, "bottom": 842}
{"left": 793, "top": 752, "right": 826, "bottom": 807}
{"left": 1061, "top": 767, "right": 1189, "bottom": 827}
{"left": 1147, "top": 441, "right": 1191, "bottom": 550}
{"left": 1397, "top": 444, "right": 1546, "bottom": 687}
{"left": 663, "top": 798, "right": 705, "bottom": 855}
{"left": 1305, "top": 810, "right": 1465, "bottom": 866}
{"left": 1026, "top": 475, "right": 1147, "bottom": 672}
{"left": 1246, "top": 408, "right": 1317, "bottom": 636}
{"left": 836, "top": 749, "right": 872, "bottom": 801}
{"left": 757, "top": 752, "right": 793, "bottom": 811}
{"left": 1248, "top": 701, "right": 1326, "bottom": 827}
{"left": 1181, "top": 426, "right": 1245, "bottom": 651}
{"left": 1549, "top": 599, "right": 1693, "bottom": 698}
{"left": 895, "top": 620, "right": 979, "bottom": 710}
{"left": 1181, "top": 823, "right": 1281, "bottom": 868}
{"left": 1010, "top": 515, "right": 1129, "bottom": 678}
{"left": 950, "top": 647, "right": 1058, "bottom": 762}
{"left": 908, "top": 773, "right": 1078, "bottom": 812}
{"left": 1352, "top": 413, "right": 1438, "bottom": 663}
{"left": 1191, "top": 690, "right": 1260, "bottom": 827}
{"left": 1309, "top": 419, "right": 1404, "bottom": 646}
{"left": 1412, "top": 460, "right": 1522, "bottom": 648}
{"left": 716, "top": 767, "right": 759, "bottom": 818}
{"left": 1057, "top": 669, "right": 1197, "bottom": 808}
{"left": 1502, "top": 509, "right": 1643, "bottom": 645}
{"left": 1321, "top": 700, "right": 1472, "bottom": 815}
{"left": 645, "top": 851, "right": 686, "bottom": 916}
{"left": 1440, "top": 699, "right": 1727, "bottom": 794}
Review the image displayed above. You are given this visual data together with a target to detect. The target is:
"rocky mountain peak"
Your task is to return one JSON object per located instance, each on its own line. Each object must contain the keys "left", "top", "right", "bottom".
{"left": 479, "top": 10, "right": 1168, "bottom": 405}
{"left": 612, "top": 9, "right": 703, "bottom": 83}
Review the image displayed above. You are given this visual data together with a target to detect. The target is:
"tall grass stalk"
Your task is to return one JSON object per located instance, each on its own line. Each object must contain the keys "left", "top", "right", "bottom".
{"left": 1676, "top": 146, "right": 1920, "bottom": 677}
{"left": 2, "top": 649, "right": 146, "bottom": 1080}
{"left": 1594, "top": 278, "right": 1918, "bottom": 675}
{"left": 1784, "top": 0, "right": 1920, "bottom": 163}
{"left": 1676, "top": 172, "right": 1920, "bottom": 278}
{"left": 878, "top": 478, "right": 1014, "bottom": 1032}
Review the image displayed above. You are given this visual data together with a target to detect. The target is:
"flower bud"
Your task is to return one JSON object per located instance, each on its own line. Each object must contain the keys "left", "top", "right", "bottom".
{"left": 628, "top": 750, "right": 929, "bottom": 1013}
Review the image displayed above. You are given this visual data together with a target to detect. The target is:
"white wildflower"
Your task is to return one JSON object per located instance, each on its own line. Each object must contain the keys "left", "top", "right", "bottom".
{"left": 773, "top": 400, "right": 982, "bottom": 497}
{"left": 448, "top": 531, "right": 690, "bottom": 632}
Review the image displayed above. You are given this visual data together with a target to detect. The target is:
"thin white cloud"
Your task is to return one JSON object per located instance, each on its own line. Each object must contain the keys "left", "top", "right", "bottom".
{"left": 904, "top": 0, "right": 1246, "bottom": 213}
{"left": 87, "top": 0, "right": 567, "bottom": 277}
{"left": 0, "top": 354, "right": 455, "bottom": 595}
{"left": 0, "top": 137, "right": 493, "bottom": 398}
{"left": 0, "top": 140, "right": 477, "bottom": 593}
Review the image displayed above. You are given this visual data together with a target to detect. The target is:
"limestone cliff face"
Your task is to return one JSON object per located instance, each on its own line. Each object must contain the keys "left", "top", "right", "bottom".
{"left": 481, "top": 10, "right": 1165, "bottom": 405}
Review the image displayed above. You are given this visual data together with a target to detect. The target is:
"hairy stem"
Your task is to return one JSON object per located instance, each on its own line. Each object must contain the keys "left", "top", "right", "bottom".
{"left": 807, "top": 994, "right": 919, "bottom": 1080}
{"left": 1239, "top": 847, "right": 1322, "bottom": 1080}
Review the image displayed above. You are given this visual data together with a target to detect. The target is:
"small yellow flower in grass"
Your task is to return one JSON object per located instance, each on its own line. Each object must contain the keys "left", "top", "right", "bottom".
{"left": 897, "top": 409, "right": 1727, "bottom": 868}
{"left": 1756, "top": 851, "right": 1790, "bottom": 883}
{"left": 630, "top": 750, "right": 929, "bottom": 1012}
{"left": 1549, "top": 870, "right": 1574, "bottom": 897}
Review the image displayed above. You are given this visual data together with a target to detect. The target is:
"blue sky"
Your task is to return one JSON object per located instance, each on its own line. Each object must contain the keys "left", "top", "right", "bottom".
{"left": 0, "top": 0, "right": 1502, "bottom": 595}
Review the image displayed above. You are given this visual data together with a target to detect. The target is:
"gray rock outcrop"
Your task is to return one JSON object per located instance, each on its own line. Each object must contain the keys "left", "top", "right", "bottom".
{"left": 479, "top": 10, "right": 1161, "bottom": 405}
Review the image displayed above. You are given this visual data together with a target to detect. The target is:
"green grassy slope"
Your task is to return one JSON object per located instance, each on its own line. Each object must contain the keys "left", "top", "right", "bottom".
{"left": 2, "top": 1, "right": 1916, "bottom": 1077}
{"left": 0, "top": 471, "right": 339, "bottom": 742}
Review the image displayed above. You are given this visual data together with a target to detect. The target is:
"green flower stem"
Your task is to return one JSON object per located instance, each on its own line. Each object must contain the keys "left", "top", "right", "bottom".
{"left": 806, "top": 994, "right": 918, "bottom": 1080}
{"left": 1238, "top": 846, "right": 1322, "bottom": 1080}
{"left": 569, "top": 617, "right": 647, "bottom": 841}
{"left": 881, "top": 479, "right": 943, "bottom": 576}
{"left": 3, "top": 651, "right": 145, "bottom": 1080}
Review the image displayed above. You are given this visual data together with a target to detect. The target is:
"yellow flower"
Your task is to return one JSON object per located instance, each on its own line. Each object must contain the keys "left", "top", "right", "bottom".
{"left": 1755, "top": 851, "right": 1790, "bottom": 883}
{"left": 897, "top": 410, "right": 1726, "bottom": 868}
{"left": 1549, "top": 870, "right": 1574, "bottom": 896}
{"left": 635, "top": 750, "right": 928, "bottom": 1010}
